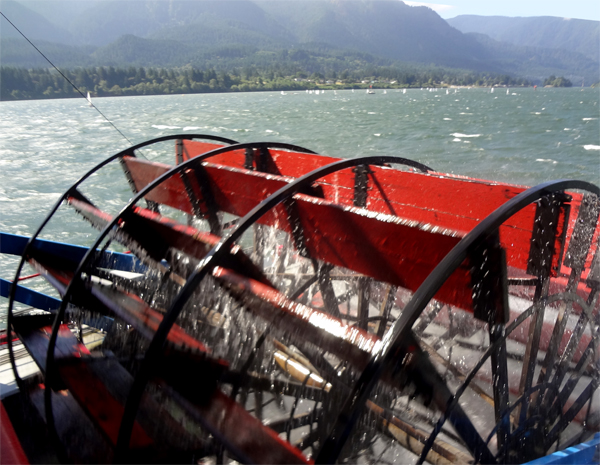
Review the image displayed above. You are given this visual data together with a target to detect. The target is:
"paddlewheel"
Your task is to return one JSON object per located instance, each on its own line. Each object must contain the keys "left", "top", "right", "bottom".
{"left": 5, "top": 135, "right": 599, "bottom": 464}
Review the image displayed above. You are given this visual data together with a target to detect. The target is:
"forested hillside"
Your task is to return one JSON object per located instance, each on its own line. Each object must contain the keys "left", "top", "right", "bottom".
{"left": 1, "top": 0, "right": 596, "bottom": 98}
{"left": 0, "top": 65, "right": 531, "bottom": 101}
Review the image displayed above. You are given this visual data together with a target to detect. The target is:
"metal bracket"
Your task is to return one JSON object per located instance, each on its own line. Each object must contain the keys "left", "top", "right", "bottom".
{"left": 353, "top": 165, "right": 369, "bottom": 208}
{"left": 587, "top": 241, "right": 600, "bottom": 290}
{"left": 527, "top": 192, "right": 569, "bottom": 279}
{"left": 257, "top": 146, "right": 270, "bottom": 173}
{"left": 180, "top": 170, "right": 203, "bottom": 217}
{"left": 175, "top": 139, "right": 184, "bottom": 164}
{"left": 470, "top": 230, "right": 509, "bottom": 324}
{"left": 564, "top": 193, "right": 600, "bottom": 272}
{"left": 190, "top": 165, "right": 222, "bottom": 236}
{"left": 119, "top": 153, "right": 138, "bottom": 194}
{"left": 244, "top": 148, "right": 254, "bottom": 170}
{"left": 120, "top": 152, "right": 160, "bottom": 213}
{"left": 282, "top": 197, "right": 310, "bottom": 259}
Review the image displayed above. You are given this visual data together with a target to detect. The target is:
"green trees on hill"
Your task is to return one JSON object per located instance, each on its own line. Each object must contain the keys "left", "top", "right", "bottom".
{"left": 543, "top": 75, "right": 573, "bottom": 87}
{"left": 1, "top": 65, "right": 532, "bottom": 101}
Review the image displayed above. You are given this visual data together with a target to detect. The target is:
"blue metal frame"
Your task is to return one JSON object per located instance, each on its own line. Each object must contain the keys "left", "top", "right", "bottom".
{"left": 524, "top": 434, "right": 600, "bottom": 465}
{"left": 1, "top": 232, "right": 145, "bottom": 273}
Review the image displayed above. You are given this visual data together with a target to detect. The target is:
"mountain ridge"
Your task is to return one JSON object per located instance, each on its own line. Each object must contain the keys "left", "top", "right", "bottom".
{"left": 447, "top": 15, "right": 599, "bottom": 62}
{"left": 1, "top": 0, "right": 597, "bottom": 85}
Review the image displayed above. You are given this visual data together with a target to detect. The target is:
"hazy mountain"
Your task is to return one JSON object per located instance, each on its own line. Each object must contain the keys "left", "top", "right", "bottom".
{"left": 147, "top": 4, "right": 294, "bottom": 50}
{"left": 0, "top": 0, "right": 75, "bottom": 44}
{"left": 63, "top": 0, "right": 292, "bottom": 47}
{"left": 62, "top": 0, "right": 494, "bottom": 70}
{"left": 0, "top": 38, "right": 94, "bottom": 67}
{"left": 256, "top": 0, "right": 491, "bottom": 70}
{"left": 90, "top": 34, "right": 195, "bottom": 67}
{"left": 14, "top": 0, "right": 103, "bottom": 33}
{"left": 1, "top": 0, "right": 596, "bottom": 84}
{"left": 447, "top": 15, "right": 599, "bottom": 62}
{"left": 467, "top": 33, "right": 596, "bottom": 86}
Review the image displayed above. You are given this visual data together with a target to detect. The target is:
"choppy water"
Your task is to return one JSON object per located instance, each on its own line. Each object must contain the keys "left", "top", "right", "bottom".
{"left": 1, "top": 87, "right": 599, "bottom": 312}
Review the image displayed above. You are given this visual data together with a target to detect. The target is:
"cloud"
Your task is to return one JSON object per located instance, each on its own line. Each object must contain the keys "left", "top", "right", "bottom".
{"left": 403, "top": 1, "right": 455, "bottom": 14}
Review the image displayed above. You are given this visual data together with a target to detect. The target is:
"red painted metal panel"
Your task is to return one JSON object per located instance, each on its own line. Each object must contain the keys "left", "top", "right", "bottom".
{"left": 191, "top": 388, "right": 312, "bottom": 464}
{"left": 203, "top": 163, "right": 292, "bottom": 218}
{"left": 1, "top": 402, "right": 29, "bottom": 464}
{"left": 316, "top": 167, "right": 539, "bottom": 273}
{"left": 213, "top": 266, "right": 379, "bottom": 373}
{"left": 58, "top": 361, "right": 153, "bottom": 449}
{"left": 181, "top": 140, "right": 338, "bottom": 177}
{"left": 128, "top": 207, "right": 272, "bottom": 286}
{"left": 27, "top": 235, "right": 214, "bottom": 355}
{"left": 266, "top": 149, "right": 339, "bottom": 177}
{"left": 119, "top": 159, "right": 474, "bottom": 310}
{"left": 68, "top": 196, "right": 271, "bottom": 287}
{"left": 119, "top": 156, "right": 595, "bottom": 311}
{"left": 285, "top": 194, "right": 474, "bottom": 311}
{"left": 179, "top": 140, "right": 225, "bottom": 162}
{"left": 12, "top": 319, "right": 90, "bottom": 373}
{"left": 169, "top": 149, "right": 600, "bottom": 284}
{"left": 122, "top": 157, "right": 197, "bottom": 215}
{"left": 180, "top": 140, "right": 247, "bottom": 169}
{"left": 28, "top": 258, "right": 71, "bottom": 295}
{"left": 165, "top": 163, "right": 476, "bottom": 309}
{"left": 89, "top": 283, "right": 212, "bottom": 353}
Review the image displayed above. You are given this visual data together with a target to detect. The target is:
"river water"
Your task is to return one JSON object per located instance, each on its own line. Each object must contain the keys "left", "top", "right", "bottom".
{"left": 1, "top": 87, "right": 599, "bottom": 314}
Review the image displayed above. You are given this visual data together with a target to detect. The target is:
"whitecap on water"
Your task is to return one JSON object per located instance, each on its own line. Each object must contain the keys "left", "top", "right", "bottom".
{"left": 453, "top": 138, "right": 461, "bottom": 142}
{"left": 152, "top": 125, "right": 180, "bottom": 130}
{"left": 451, "top": 133, "right": 481, "bottom": 138}
{"left": 443, "top": 118, "right": 452, "bottom": 121}
{"left": 583, "top": 118, "right": 598, "bottom": 121}
{"left": 183, "top": 126, "right": 200, "bottom": 131}
{"left": 536, "top": 158, "right": 558, "bottom": 163}
{"left": 584, "top": 145, "right": 600, "bottom": 151}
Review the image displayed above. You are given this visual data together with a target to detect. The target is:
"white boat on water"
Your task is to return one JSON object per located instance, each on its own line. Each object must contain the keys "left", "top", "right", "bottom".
{"left": 87, "top": 91, "right": 92, "bottom": 106}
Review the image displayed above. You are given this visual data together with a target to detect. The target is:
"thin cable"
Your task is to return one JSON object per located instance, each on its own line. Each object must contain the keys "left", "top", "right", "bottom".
{"left": 0, "top": 11, "right": 134, "bottom": 147}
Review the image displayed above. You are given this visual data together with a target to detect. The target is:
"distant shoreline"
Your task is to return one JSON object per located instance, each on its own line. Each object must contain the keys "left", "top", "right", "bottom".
{"left": 1, "top": 66, "right": 540, "bottom": 102}
{"left": 3, "top": 83, "right": 571, "bottom": 103}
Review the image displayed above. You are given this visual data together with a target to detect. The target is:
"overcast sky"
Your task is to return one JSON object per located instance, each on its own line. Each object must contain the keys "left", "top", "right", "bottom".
{"left": 404, "top": 0, "right": 600, "bottom": 21}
